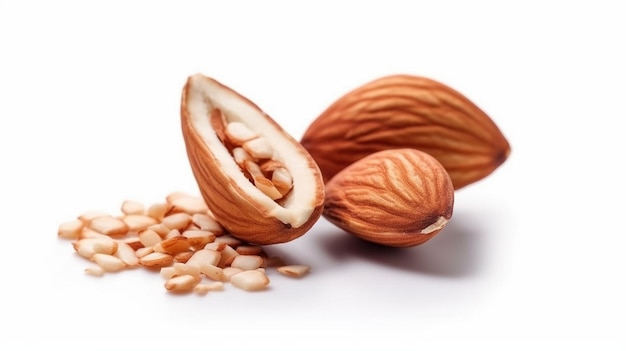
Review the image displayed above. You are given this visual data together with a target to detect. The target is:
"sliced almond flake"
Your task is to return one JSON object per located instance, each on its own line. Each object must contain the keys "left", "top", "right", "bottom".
{"left": 193, "top": 284, "right": 211, "bottom": 295}
{"left": 242, "top": 137, "right": 273, "bottom": 159}
{"left": 214, "top": 235, "right": 242, "bottom": 248}
{"left": 182, "top": 230, "right": 216, "bottom": 248}
{"left": 186, "top": 250, "right": 224, "bottom": 281}
{"left": 58, "top": 219, "right": 84, "bottom": 240}
{"left": 230, "top": 270, "right": 270, "bottom": 291}
{"left": 147, "top": 223, "right": 170, "bottom": 237}
{"left": 73, "top": 238, "right": 112, "bottom": 259}
{"left": 138, "top": 229, "right": 162, "bottom": 247}
{"left": 204, "top": 242, "right": 227, "bottom": 252}
{"left": 191, "top": 213, "right": 223, "bottom": 234}
{"left": 173, "top": 262, "right": 201, "bottom": 278}
{"left": 115, "top": 242, "right": 140, "bottom": 267}
{"left": 217, "top": 245, "right": 239, "bottom": 268}
{"left": 235, "top": 245, "right": 264, "bottom": 256}
{"left": 174, "top": 251, "right": 193, "bottom": 263}
{"left": 168, "top": 196, "right": 209, "bottom": 215}
{"left": 92, "top": 239, "right": 118, "bottom": 255}
{"left": 272, "top": 167, "right": 293, "bottom": 195}
{"left": 122, "top": 214, "right": 158, "bottom": 232}
{"left": 135, "top": 246, "right": 154, "bottom": 258}
{"left": 79, "top": 227, "right": 111, "bottom": 239}
{"left": 232, "top": 147, "right": 253, "bottom": 168}
{"left": 225, "top": 121, "right": 259, "bottom": 145}
{"left": 121, "top": 200, "right": 145, "bottom": 215}
{"left": 201, "top": 264, "right": 225, "bottom": 282}
{"left": 161, "top": 213, "right": 192, "bottom": 231}
{"left": 258, "top": 159, "right": 283, "bottom": 173}
{"left": 245, "top": 161, "right": 282, "bottom": 199}
{"left": 164, "top": 274, "right": 200, "bottom": 293}
{"left": 78, "top": 211, "right": 110, "bottom": 223}
{"left": 89, "top": 216, "right": 129, "bottom": 236}
{"left": 84, "top": 265, "right": 105, "bottom": 277}
{"left": 186, "top": 249, "right": 221, "bottom": 268}
{"left": 154, "top": 236, "right": 191, "bottom": 255}
{"left": 276, "top": 265, "right": 310, "bottom": 278}
{"left": 253, "top": 176, "right": 283, "bottom": 200}
{"left": 230, "top": 255, "right": 264, "bottom": 271}
{"left": 140, "top": 252, "right": 174, "bottom": 268}
{"left": 165, "top": 191, "right": 195, "bottom": 204}
{"left": 147, "top": 202, "right": 170, "bottom": 221}
{"left": 193, "top": 282, "right": 224, "bottom": 295}
{"left": 93, "top": 254, "right": 126, "bottom": 272}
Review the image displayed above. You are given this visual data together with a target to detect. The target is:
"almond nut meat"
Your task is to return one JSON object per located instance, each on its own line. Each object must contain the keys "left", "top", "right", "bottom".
{"left": 300, "top": 74, "right": 511, "bottom": 189}
{"left": 180, "top": 74, "right": 325, "bottom": 245}
{"left": 323, "top": 148, "right": 454, "bottom": 247}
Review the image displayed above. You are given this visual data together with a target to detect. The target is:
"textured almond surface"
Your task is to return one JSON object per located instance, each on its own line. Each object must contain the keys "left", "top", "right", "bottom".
{"left": 301, "top": 74, "right": 510, "bottom": 189}
{"left": 324, "top": 148, "right": 454, "bottom": 247}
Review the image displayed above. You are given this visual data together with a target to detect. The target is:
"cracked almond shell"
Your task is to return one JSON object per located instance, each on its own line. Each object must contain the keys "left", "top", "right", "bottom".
{"left": 323, "top": 148, "right": 454, "bottom": 247}
{"left": 180, "top": 74, "right": 324, "bottom": 245}
{"left": 301, "top": 74, "right": 511, "bottom": 189}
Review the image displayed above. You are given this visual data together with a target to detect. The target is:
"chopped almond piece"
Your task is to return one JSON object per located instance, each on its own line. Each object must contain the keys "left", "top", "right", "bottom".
{"left": 89, "top": 216, "right": 129, "bottom": 236}
{"left": 230, "top": 270, "right": 270, "bottom": 291}
{"left": 164, "top": 274, "right": 200, "bottom": 293}
{"left": 122, "top": 215, "right": 158, "bottom": 232}
{"left": 161, "top": 213, "right": 192, "bottom": 231}
{"left": 147, "top": 202, "right": 169, "bottom": 221}
{"left": 138, "top": 229, "right": 162, "bottom": 247}
{"left": 93, "top": 254, "right": 126, "bottom": 272}
{"left": 58, "top": 219, "right": 84, "bottom": 240}
{"left": 276, "top": 265, "right": 310, "bottom": 278}
{"left": 140, "top": 252, "right": 174, "bottom": 268}
{"left": 154, "top": 236, "right": 191, "bottom": 255}
{"left": 121, "top": 200, "right": 145, "bottom": 215}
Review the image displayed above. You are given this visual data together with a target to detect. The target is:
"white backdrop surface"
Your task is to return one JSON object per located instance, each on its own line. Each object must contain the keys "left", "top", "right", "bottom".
{"left": 1, "top": 1, "right": 624, "bottom": 350}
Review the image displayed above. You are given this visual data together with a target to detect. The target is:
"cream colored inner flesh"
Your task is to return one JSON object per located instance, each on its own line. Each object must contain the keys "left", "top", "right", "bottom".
{"left": 186, "top": 74, "right": 317, "bottom": 228}
{"left": 420, "top": 216, "right": 448, "bottom": 234}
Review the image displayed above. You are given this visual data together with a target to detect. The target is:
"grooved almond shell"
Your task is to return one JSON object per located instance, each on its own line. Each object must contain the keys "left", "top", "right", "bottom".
{"left": 301, "top": 74, "right": 510, "bottom": 189}
{"left": 323, "top": 148, "right": 454, "bottom": 247}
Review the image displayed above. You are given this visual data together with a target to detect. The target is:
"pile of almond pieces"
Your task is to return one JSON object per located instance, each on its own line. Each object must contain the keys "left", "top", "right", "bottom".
{"left": 57, "top": 192, "right": 310, "bottom": 294}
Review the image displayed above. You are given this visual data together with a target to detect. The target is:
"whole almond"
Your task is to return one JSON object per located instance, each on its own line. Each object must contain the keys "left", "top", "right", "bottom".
{"left": 323, "top": 148, "right": 454, "bottom": 247}
{"left": 301, "top": 74, "right": 510, "bottom": 189}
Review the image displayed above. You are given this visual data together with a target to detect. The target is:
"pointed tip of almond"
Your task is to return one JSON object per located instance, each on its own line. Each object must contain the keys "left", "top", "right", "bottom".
{"left": 420, "top": 216, "right": 449, "bottom": 234}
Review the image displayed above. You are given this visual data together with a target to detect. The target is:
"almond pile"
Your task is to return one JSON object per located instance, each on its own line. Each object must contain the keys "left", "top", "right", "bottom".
{"left": 300, "top": 74, "right": 511, "bottom": 246}
{"left": 57, "top": 192, "right": 310, "bottom": 295}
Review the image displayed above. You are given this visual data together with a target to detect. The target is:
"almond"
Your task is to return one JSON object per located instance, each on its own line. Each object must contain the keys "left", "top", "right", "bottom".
{"left": 300, "top": 74, "right": 510, "bottom": 189}
{"left": 323, "top": 148, "right": 454, "bottom": 247}
{"left": 180, "top": 74, "right": 324, "bottom": 244}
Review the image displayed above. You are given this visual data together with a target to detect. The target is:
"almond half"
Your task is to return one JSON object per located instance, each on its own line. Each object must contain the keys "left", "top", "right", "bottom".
{"left": 180, "top": 74, "right": 325, "bottom": 245}
{"left": 301, "top": 74, "right": 511, "bottom": 189}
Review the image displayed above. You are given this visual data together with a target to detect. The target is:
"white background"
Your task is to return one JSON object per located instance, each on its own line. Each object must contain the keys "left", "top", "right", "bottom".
{"left": 1, "top": 1, "right": 624, "bottom": 350}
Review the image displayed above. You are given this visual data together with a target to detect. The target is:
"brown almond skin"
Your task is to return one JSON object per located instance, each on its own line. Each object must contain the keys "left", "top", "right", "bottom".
{"left": 180, "top": 75, "right": 324, "bottom": 245}
{"left": 301, "top": 74, "right": 511, "bottom": 189}
{"left": 323, "top": 148, "right": 454, "bottom": 247}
